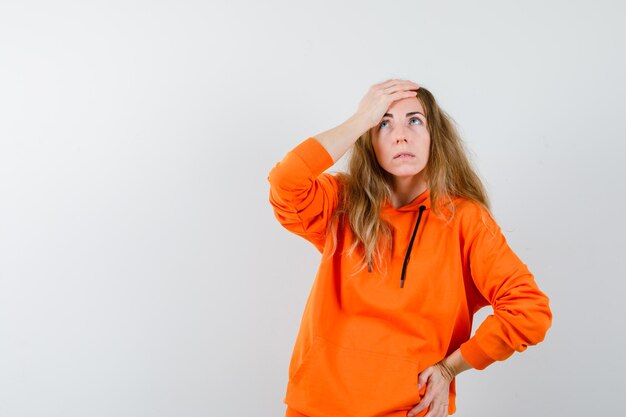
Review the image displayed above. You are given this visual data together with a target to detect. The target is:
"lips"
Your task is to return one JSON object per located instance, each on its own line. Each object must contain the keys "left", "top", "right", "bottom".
{"left": 393, "top": 152, "right": 416, "bottom": 159}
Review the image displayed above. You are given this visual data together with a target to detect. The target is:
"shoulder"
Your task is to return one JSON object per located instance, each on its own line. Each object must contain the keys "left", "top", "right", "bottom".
{"left": 449, "top": 197, "right": 499, "bottom": 237}
{"left": 318, "top": 171, "right": 343, "bottom": 190}
{"left": 452, "top": 197, "right": 488, "bottom": 218}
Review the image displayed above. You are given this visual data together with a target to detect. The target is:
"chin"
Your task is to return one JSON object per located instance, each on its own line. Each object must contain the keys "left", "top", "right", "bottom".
{"left": 387, "top": 168, "right": 424, "bottom": 178}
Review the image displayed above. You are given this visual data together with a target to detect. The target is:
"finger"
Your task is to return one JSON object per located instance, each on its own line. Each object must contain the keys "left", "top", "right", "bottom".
{"left": 377, "top": 78, "right": 412, "bottom": 90}
{"left": 385, "top": 79, "right": 419, "bottom": 87}
{"left": 391, "top": 90, "right": 418, "bottom": 100}
{"left": 380, "top": 78, "right": 399, "bottom": 86}
{"left": 409, "top": 389, "right": 437, "bottom": 417}
{"left": 405, "top": 79, "right": 420, "bottom": 88}
{"left": 423, "top": 402, "right": 449, "bottom": 417}
{"left": 413, "top": 379, "right": 440, "bottom": 416}
{"left": 418, "top": 368, "right": 431, "bottom": 390}
{"left": 407, "top": 399, "right": 427, "bottom": 417}
{"left": 373, "top": 79, "right": 396, "bottom": 89}
{"left": 382, "top": 83, "right": 420, "bottom": 97}
{"left": 392, "top": 79, "right": 420, "bottom": 90}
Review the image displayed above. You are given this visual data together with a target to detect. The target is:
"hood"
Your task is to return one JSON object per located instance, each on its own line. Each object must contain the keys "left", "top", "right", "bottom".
{"left": 378, "top": 189, "right": 430, "bottom": 288}
{"left": 381, "top": 188, "right": 431, "bottom": 213}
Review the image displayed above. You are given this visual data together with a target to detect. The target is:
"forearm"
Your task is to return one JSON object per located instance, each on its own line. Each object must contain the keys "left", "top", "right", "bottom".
{"left": 313, "top": 114, "right": 371, "bottom": 163}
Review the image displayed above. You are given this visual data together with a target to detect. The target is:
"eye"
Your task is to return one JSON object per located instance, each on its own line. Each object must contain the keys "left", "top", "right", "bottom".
{"left": 379, "top": 120, "right": 390, "bottom": 129}
{"left": 409, "top": 117, "right": 423, "bottom": 125}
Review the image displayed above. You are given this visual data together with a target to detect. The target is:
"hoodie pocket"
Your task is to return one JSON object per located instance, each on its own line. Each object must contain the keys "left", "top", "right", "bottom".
{"left": 289, "top": 335, "right": 421, "bottom": 417}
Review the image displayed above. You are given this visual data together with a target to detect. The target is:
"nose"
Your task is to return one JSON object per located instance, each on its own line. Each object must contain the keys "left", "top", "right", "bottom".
{"left": 395, "top": 136, "right": 408, "bottom": 143}
{"left": 394, "top": 125, "right": 408, "bottom": 143}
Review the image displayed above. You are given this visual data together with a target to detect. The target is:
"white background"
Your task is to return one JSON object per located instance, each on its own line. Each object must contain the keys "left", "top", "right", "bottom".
{"left": 1, "top": 1, "right": 625, "bottom": 416}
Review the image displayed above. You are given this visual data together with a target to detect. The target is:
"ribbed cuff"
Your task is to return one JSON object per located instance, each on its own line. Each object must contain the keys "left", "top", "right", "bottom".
{"left": 460, "top": 338, "right": 497, "bottom": 370}
{"left": 292, "top": 137, "right": 335, "bottom": 176}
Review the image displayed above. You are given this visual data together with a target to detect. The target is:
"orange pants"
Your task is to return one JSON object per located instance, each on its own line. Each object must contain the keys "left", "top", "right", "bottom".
{"left": 285, "top": 405, "right": 432, "bottom": 417}
{"left": 285, "top": 406, "right": 308, "bottom": 417}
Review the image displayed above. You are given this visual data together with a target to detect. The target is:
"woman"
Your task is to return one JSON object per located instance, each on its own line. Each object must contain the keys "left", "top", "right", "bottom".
{"left": 267, "top": 79, "right": 552, "bottom": 417}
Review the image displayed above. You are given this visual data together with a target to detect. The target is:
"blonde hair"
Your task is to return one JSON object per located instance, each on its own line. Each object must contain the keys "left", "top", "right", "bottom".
{"left": 326, "top": 86, "right": 490, "bottom": 274}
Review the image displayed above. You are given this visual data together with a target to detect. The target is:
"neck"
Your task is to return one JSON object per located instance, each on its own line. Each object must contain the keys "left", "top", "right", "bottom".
{"left": 390, "top": 174, "right": 428, "bottom": 208}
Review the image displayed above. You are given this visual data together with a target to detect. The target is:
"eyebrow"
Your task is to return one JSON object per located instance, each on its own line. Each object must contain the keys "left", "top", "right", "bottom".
{"left": 383, "top": 111, "right": 425, "bottom": 118}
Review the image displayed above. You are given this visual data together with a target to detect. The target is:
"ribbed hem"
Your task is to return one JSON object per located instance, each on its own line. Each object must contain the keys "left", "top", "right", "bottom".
{"left": 460, "top": 338, "right": 496, "bottom": 370}
{"left": 292, "top": 137, "right": 335, "bottom": 176}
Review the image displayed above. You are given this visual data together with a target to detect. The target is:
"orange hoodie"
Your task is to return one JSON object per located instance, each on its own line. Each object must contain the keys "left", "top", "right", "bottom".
{"left": 268, "top": 137, "right": 552, "bottom": 417}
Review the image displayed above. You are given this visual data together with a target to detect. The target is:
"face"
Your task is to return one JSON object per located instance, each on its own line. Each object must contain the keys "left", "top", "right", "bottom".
{"left": 371, "top": 97, "right": 430, "bottom": 183}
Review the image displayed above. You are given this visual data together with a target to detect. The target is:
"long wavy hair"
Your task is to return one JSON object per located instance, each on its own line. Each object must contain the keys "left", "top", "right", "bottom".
{"left": 326, "top": 86, "right": 490, "bottom": 275}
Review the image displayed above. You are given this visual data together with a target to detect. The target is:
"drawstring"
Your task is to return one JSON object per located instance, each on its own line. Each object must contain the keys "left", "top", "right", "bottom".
{"left": 400, "top": 205, "right": 426, "bottom": 288}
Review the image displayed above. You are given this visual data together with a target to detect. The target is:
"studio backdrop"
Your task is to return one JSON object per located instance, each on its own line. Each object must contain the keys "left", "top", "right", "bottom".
{"left": 0, "top": 1, "right": 624, "bottom": 416}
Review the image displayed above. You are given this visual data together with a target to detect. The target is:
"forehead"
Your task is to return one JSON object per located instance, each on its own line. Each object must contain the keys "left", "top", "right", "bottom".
{"left": 386, "top": 96, "right": 425, "bottom": 115}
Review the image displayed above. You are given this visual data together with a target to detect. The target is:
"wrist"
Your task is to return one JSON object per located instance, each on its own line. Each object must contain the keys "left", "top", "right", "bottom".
{"left": 436, "top": 360, "right": 457, "bottom": 381}
{"left": 436, "top": 348, "right": 473, "bottom": 381}
{"left": 346, "top": 113, "right": 375, "bottom": 135}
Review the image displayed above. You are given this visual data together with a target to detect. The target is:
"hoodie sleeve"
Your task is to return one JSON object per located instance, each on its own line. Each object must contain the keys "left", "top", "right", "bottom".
{"left": 458, "top": 205, "right": 552, "bottom": 370}
{"left": 267, "top": 137, "right": 339, "bottom": 252}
